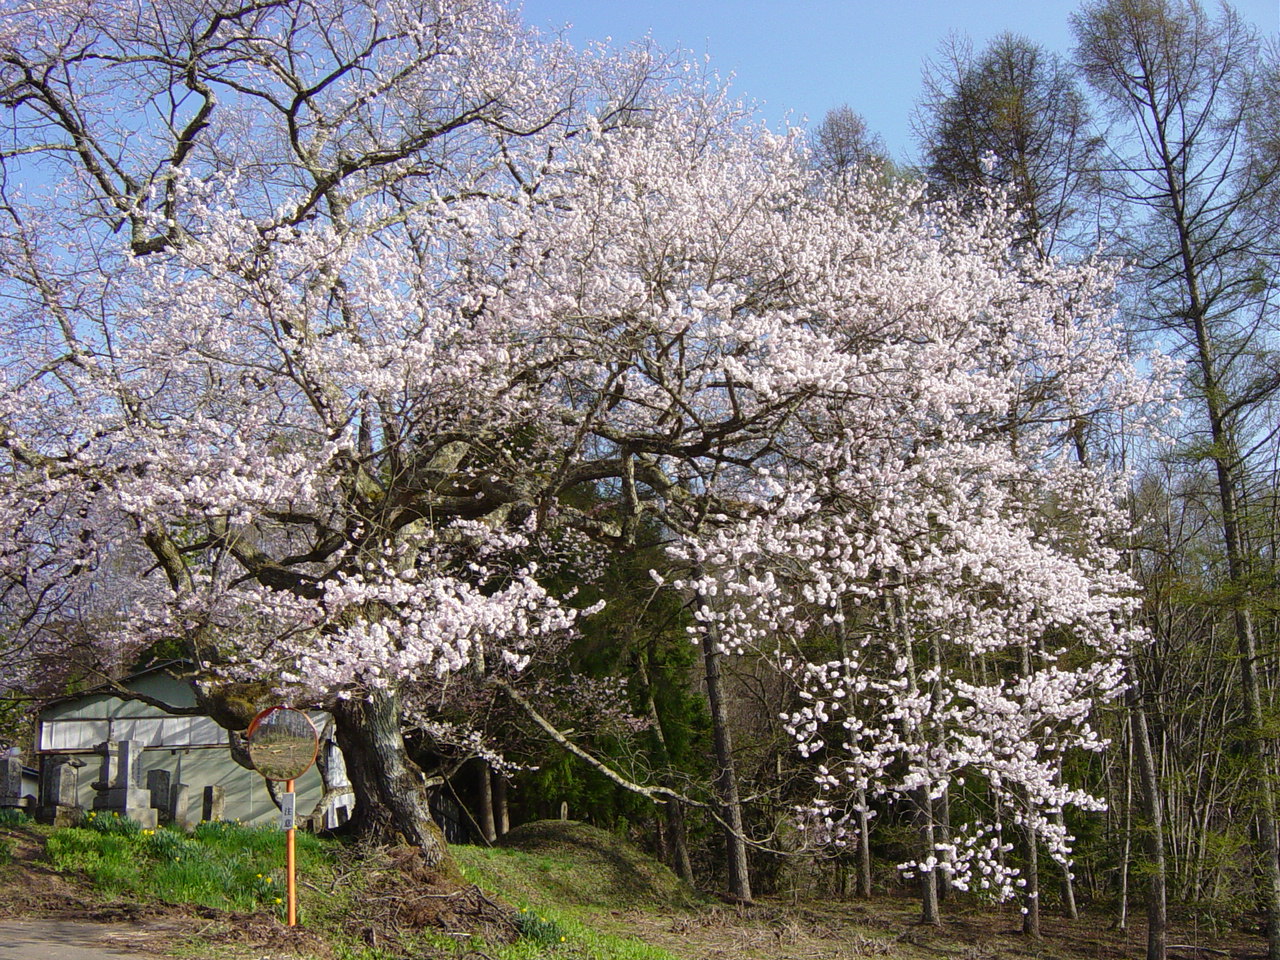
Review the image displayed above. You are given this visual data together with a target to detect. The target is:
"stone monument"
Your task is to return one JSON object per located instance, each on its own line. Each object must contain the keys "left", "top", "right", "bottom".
{"left": 201, "top": 784, "right": 225, "bottom": 822}
{"left": 146, "top": 768, "right": 170, "bottom": 823}
{"left": 35, "top": 756, "right": 83, "bottom": 826}
{"left": 170, "top": 782, "right": 192, "bottom": 829}
{"left": 91, "top": 739, "right": 157, "bottom": 828}
{"left": 0, "top": 755, "right": 26, "bottom": 813}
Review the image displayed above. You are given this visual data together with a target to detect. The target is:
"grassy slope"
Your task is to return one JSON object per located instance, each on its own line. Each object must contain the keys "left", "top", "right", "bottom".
{"left": 42, "top": 815, "right": 324, "bottom": 915}
{"left": 6, "top": 811, "right": 1255, "bottom": 960}
{"left": 0, "top": 812, "right": 698, "bottom": 960}
{"left": 453, "top": 823, "right": 917, "bottom": 960}
{"left": 454, "top": 821, "right": 704, "bottom": 960}
{"left": 458, "top": 820, "right": 707, "bottom": 912}
{"left": 0, "top": 813, "right": 1021, "bottom": 960}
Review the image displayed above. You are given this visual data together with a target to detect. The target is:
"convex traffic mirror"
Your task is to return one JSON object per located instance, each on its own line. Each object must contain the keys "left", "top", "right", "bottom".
{"left": 246, "top": 706, "right": 318, "bottom": 782}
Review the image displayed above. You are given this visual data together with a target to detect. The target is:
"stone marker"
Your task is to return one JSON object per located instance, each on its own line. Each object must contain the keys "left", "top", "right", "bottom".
{"left": 170, "top": 782, "right": 191, "bottom": 829}
{"left": 91, "top": 740, "right": 157, "bottom": 828}
{"left": 36, "top": 757, "right": 83, "bottom": 827}
{"left": 0, "top": 756, "right": 24, "bottom": 811}
{"left": 146, "top": 769, "right": 171, "bottom": 823}
{"left": 202, "top": 784, "right": 225, "bottom": 822}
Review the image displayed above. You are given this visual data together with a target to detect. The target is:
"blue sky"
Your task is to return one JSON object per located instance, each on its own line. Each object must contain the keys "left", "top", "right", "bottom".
{"left": 517, "top": 0, "right": 1280, "bottom": 161}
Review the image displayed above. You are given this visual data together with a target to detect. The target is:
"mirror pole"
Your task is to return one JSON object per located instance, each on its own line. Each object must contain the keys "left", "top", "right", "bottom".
{"left": 286, "top": 777, "right": 297, "bottom": 927}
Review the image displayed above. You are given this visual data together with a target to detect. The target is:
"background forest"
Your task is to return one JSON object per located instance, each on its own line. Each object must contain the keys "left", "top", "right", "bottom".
{"left": 0, "top": 3, "right": 1277, "bottom": 960}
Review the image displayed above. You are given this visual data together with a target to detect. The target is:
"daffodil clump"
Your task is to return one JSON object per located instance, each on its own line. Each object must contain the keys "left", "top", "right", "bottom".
{"left": 80, "top": 810, "right": 140, "bottom": 836}
{"left": 515, "top": 906, "right": 569, "bottom": 947}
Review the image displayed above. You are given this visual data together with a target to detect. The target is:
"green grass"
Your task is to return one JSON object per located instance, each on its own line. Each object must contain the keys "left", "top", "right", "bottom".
{"left": 46, "top": 814, "right": 327, "bottom": 916}
{"left": 453, "top": 821, "right": 700, "bottom": 960}
{"left": 0, "top": 808, "right": 31, "bottom": 827}
{"left": 40, "top": 815, "right": 689, "bottom": 960}
{"left": 495, "top": 909, "right": 681, "bottom": 960}
{"left": 457, "top": 821, "right": 706, "bottom": 912}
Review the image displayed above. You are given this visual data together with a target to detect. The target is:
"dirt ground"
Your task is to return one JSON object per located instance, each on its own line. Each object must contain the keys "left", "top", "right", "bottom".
{"left": 0, "top": 918, "right": 222, "bottom": 960}
{"left": 590, "top": 896, "right": 1265, "bottom": 960}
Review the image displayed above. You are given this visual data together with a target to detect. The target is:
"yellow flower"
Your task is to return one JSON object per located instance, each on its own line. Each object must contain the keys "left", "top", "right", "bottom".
{"left": 112, "top": 812, "right": 119, "bottom": 817}
{"left": 274, "top": 898, "right": 282, "bottom": 904}
{"left": 559, "top": 937, "right": 566, "bottom": 943}
{"left": 520, "top": 907, "right": 527, "bottom": 913}
{"left": 265, "top": 877, "right": 273, "bottom": 883}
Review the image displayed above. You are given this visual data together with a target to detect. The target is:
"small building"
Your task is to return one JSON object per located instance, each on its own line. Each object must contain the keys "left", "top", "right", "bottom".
{"left": 36, "top": 664, "right": 353, "bottom": 828}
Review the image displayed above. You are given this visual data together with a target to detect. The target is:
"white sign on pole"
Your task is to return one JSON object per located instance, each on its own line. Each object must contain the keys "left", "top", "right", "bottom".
{"left": 280, "top": 791, "right": 296, "bottom": 831}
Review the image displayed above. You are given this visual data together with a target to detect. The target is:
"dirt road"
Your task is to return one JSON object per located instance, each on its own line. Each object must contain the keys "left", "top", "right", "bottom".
{"left": 0, "top": 920, "right": 167, "bottom": 959}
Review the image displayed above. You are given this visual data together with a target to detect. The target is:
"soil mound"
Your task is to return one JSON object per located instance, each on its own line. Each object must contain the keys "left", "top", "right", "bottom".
{"left": 495, "top": 819, "right": 705, "bottom": 910}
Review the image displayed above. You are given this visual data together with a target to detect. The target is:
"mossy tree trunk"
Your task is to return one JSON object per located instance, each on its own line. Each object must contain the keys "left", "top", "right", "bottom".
{"left": 331, "top": 687, "right": 449, "bottom": 866}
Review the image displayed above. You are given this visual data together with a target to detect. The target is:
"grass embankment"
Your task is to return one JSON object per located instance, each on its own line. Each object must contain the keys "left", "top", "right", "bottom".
{"left": 0, "top": 809, "right": 693, "bottom": 960}
{"left": 10, "top": 809, "right": 1237, "bottom": 960}
{"left": 44, "top": 811, "right": 319, "bottom": 916}
{"left": 456, "top": 820, "right": 706, "bottom": 960}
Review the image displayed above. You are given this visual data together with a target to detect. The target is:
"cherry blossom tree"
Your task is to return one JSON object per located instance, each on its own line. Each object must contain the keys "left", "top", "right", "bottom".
{"left": 1, "top": 0, "right": 1164, "bottom": 885}
{"left": 0, "top": 0, "right": 672, "bottom": 859}
{"left": 482, "top": 109, "right": 1165, "bottom": 899}
{"left": 659, "top": 191, "right": 1169, "bottom": 918}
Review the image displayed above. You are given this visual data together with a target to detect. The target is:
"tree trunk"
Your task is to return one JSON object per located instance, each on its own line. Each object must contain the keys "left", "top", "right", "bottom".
{"left": 699, "top": 624, "right": 753, "bottom": 902}
{"left": 304, "top": 737, "right": 348, "bottom": 828}
{"left": 857, "top": 788, "right": 873, "bottom": 899}
{"left": 917, "top": 789, "right": 941, "bottom": 926}
{"left": 1022, "top": 821, "right": 1041, "bottom": 938}
{"left": 1186, "top": 303, "right": 1280, "bottom": 959}
{"left": 1017, "top": 646, "right": 1040, "bottom": 938}
{"left": 665, "top": 796, "right": 695, "bottom": 883}
{"left": 476, "top": 759, "right": 497, "bottom": 844}
{"left": 1188, "top": 254, "right": 1280, "bottom": 960}
{"left": 937, "top": 783, "right": 953, "bottom": 902}
{"left": 635, "top": 644, "right": 695, "bottom": 883}
{"left": 1053, "top": 809, "right": 1078, "bottom": 920}
{"left": 1233, "top": 603, "right": 1280, "bottom": 960}
{"left": 891, "top": 597, "right": 937, "bottom": 925}
{"left": 1130, "top": 672, "right": 1167, "bottom": 960}
{"left": 492, "top": 771, "right": 509, "bottom": 837}
{"left": 1117, "top": 715, "right": 1133, "bottom": 932}
{"left": 330, "top": 687, "right": 448, "bottom": 867}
